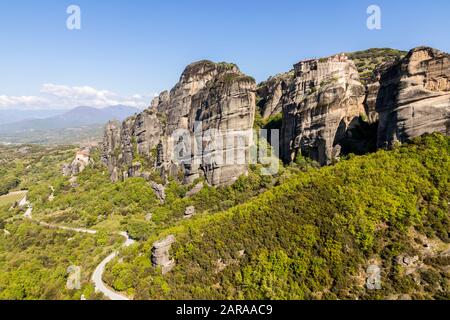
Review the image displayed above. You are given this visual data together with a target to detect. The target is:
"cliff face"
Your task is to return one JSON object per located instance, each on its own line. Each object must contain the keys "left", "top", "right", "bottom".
{"left": 280, "top": 54, "right": 366, "bottom": 165}
{"left": 256, "top": 71, "right": 294, "bottom": 119}
{"left": 102, "top": 47, "right": 450, "bottom": 186}
{"left": 376, "top": 47, "right": 450, "bottom": 148}
{"left": 102, "top": 61, "right": 256, "bottom": 186}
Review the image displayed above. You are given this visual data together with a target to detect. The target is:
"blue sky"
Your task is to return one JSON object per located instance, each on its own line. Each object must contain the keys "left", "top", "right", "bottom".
{"left": 1, "top": 0, "right": 449, "bottom": 109}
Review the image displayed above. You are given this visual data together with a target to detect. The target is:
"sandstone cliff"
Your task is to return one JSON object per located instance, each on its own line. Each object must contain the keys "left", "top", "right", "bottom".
{"left": 102, "top": 60, "right": 256, "bottom": 186}
{"left": 102, "top": 47, "right": 450, "bottom": 186}
{"left": 376, "top": 47, "right": 450, "bottom": 148}
{"left": 280, "top": 54, "right": 366, "bottom": 165}
{"left": 256, "top": 71, "right": 294, "bottom": 119}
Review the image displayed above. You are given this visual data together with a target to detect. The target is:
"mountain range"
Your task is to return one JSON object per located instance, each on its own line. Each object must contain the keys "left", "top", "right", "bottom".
{"left": 0, "top": 105, "right": 140, "bottom": 144}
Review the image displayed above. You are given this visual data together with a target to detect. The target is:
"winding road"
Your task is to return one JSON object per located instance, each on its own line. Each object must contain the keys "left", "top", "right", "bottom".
{"left": 21, "top": 193, "right": 134, "bottom": 300}
{"left": 91, "top": 232, "right": 135, "bottom": 300}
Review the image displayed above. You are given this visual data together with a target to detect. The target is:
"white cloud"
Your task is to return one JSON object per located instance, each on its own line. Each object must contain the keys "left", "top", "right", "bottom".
{"left": 0, "top": 84, "right": 153, "bottom": 110}
{"left": 0, "top": 95, "right": 49, "bottom": 109}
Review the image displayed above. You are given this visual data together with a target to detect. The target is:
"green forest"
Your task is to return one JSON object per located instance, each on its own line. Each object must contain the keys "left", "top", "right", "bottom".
{"left": 0, "top": 134, "right": 449, "bottom": 300}
{"left": 104, "top": 134, "right": 449, "bottom": 300}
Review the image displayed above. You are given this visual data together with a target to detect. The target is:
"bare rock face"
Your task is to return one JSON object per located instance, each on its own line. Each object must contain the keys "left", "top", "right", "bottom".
{"left": 151, "top": 235, "right": 176, "bottom": 274}
{"left": 257, "top": 71, "right": 294, "bottom": 119}
{"left": 280, "top": 54, "right": 366, "bottom": 165}
{"left": 184, "top": 206, "right": 195, "bottom": 219}
{"left": 184, "top": 71, "right": 256, "bottom": 185}
{"left": 363, "top": 60, "right": 401, "bottom": 124}
{"left": 102, "top": 60, "right": 256, "bottom": 186}
{"left": 376, "top": 47, "right": 450, "bottom": 148}
{"left": 62, "top": 164, "right": 72, "bottom": 177}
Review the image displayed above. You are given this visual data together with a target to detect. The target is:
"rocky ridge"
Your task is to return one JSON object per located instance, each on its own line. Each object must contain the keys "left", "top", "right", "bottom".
{"left": 103, "top": 47, "right": 450, "bottom": 185}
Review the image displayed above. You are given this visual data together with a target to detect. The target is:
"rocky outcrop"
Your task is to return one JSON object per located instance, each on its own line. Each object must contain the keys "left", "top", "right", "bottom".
{"left": 363, "top": 60, "right": 400, "bottom": 124}
{"left": 376, "top": 47, "right": 450, "bottom": 148}
{"left": 280, "top": 54, "right": 366, "bottom": 165}
{"left": 102, "top": 47, "right": 449, "bottom": 184}
{"left": 66, "top": 265, "right": 81, "bottom": 290}
{"left": 151, "top": 235, "right": 176, "bottom": 275}
{"left": 150, "top": 182, "right": 166, "bottom": 204}
{"left": 184, "top": 206, "right": 195, "bottom": 219}
{"left": 185, "top": 182, "right": 204, "bottom": 197}
{"left": 102, "top": 61, "right": 256, "bottom": 186}
{"left": 257, "top": 71, "right": 294, "bottom": 119}
{"left": 63, "top": 148, "right": 92, "bottom": 177}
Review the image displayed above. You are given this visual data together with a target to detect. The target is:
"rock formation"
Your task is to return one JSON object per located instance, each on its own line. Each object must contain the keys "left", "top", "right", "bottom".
{"left": 150, "top": 182, "right": 166, "bottom": 204}
{"left": 184, "top": 206, "right": 195, "bottom": 219}
{"left": 376, "top": 47, "right": 450, "bottom": 148}
{"left": 66, "top": 265, "right": 81, "bottom": 290}
{"left": 280, "top": 54, "right": 366, "bottom": 165}
{"left": 63, "top": 147, "right": 92, "bottom": 177}
{"left": 102, "top": 47, "right": 450, "bottom": 185}
{"left": 102, "top": 60, "right": 256, "bottom": 186}
{"left": 151, "top": 235, "right": 176, "bottom": 274}
{"left": 257, "top": 71, "right": 294, "bottom": 119}
{"left": 185, "top": 182, "right": 204, "bottom": 197}
{"left": 363, "top": 60, "right": 401, "bottom": 124}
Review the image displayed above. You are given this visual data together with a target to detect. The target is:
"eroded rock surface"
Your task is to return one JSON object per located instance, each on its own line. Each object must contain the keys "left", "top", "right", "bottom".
{"left": 102, "top": 47, "right": 450, "bottom": 183}
{"left": 376, "top": 47, "right": 450, "bottom": 148}
{"left": 184, "top": 206, "right": 195, "bottom": 219}
{"left": 151, "top": 235, "right": 176, "bottom": 275}
{"left": 63, "top": 148, "right": 92, "bottom": 177}
{"left": 102, "top": 61, "right": 256, "bottom": 186}
{"left": 257, "top": 71, "right": 294, "bottom": 119}
{"left": 150, "top": 182, "right": 166, "bottom": 204}
{"left": 280, "top": 54, "right": 366, "bottom": 165}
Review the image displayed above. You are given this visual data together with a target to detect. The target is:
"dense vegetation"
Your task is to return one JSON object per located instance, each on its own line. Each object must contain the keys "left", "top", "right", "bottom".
{"left": 0, "top": 220, "right": 120, "bottom": 300}
{"left": 0, "top": 134, "right": 448, "bottom": 300}
{"left": 347, "top": 48, "right": 406, "bottom": 84}
{"left": 105, "top": 134, "right": 449, "bottom": 300}
{"left": 0, "top": 144, "right": 279, "bottom": 299}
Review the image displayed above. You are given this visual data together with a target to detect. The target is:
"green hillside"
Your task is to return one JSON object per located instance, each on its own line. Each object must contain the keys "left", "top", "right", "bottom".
{"left": 105, "top": 134, "right": 449, "bottom": 300}
{"left": 1, "top": 134, "right": 448, "bottom": 300}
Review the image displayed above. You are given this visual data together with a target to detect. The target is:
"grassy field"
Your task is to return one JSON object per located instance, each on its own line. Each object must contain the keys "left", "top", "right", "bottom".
{"left": 0, "top": 191, "right": 27, "bottom": 207}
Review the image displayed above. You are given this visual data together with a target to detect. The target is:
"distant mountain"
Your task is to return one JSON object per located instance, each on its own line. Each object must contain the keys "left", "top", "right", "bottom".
{"left": 0, "top": 109, "right": 66, "bottom": 125}
{"left": 0, "top": 105, "right": 141, "bottom": 145}
{"left": 0, "top": 105, "right": 140, "bottom": 133}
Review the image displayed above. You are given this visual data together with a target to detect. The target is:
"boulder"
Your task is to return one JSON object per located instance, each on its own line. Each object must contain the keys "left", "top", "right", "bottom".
{"left": 66, "top": 265, "right": 81, "bottom": 290}
{"left": 185, "top": 182, "right": 204, "bottom": 197}
{"left": 376, "top": 47, "right": 450, "bottom": 148}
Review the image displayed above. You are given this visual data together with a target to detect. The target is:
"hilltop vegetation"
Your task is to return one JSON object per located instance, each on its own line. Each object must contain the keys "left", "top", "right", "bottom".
{"left": 347, "top": 48, "right": 407, "bottom": 84}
